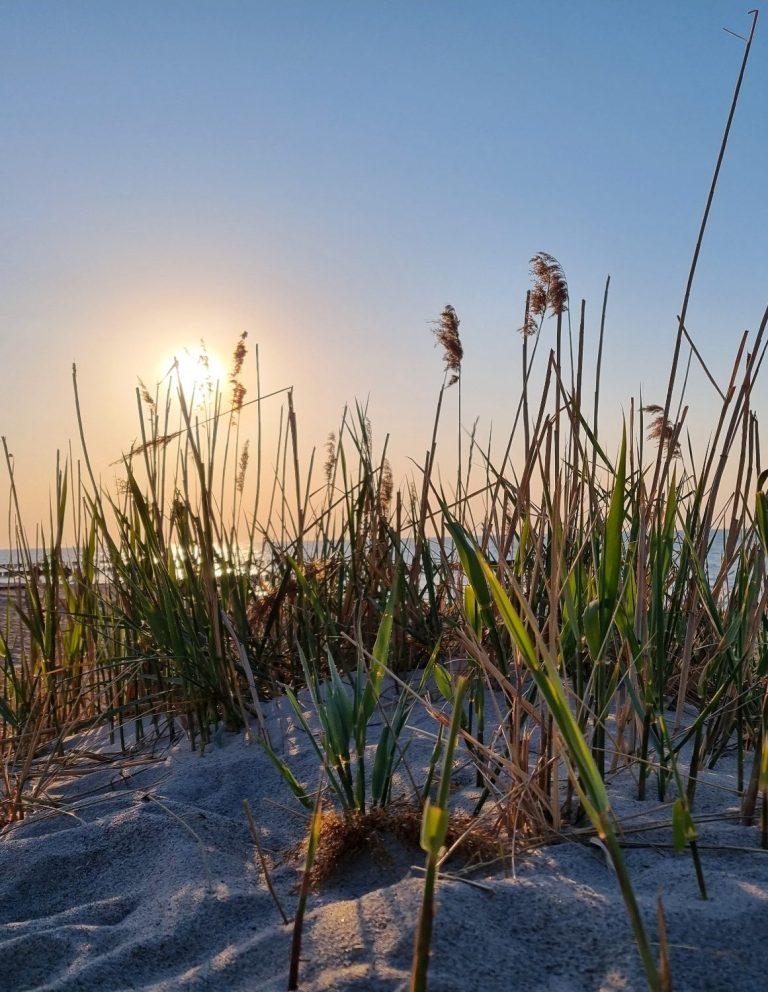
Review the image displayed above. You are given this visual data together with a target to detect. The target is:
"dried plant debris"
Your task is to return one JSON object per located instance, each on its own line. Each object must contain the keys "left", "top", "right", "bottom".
{"left": 306, "top": 802, "right": 512, "bottom": 887}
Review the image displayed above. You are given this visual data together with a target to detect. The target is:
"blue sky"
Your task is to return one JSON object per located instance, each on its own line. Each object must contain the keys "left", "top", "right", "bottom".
{"left": 1, "top": 1, "right": 766, "bottom": 524}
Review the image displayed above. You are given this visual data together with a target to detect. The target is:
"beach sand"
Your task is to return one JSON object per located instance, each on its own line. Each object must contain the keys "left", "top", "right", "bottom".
{"left": 1, "top": 694, "right": 767, "bottom": 991}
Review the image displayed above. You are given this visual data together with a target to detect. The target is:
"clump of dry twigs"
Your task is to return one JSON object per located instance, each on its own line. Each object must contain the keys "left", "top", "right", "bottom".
{"left": 306, "top": 800, "right": 509, "bottom": 887}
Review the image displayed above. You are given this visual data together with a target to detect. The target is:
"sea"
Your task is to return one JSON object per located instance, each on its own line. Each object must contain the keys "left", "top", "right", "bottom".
{"left": 0, "top": 531, "right": 738, "bottom": 591}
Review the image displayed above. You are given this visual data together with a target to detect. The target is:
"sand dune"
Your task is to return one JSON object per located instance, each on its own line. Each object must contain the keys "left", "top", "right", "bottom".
{"left": 2, "top": 697, "right": 767, "bottom": 992}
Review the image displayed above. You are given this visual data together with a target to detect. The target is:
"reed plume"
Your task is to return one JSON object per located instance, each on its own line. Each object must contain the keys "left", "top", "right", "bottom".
{"left": 137, "top": 378, "right": 156, "bottom": 411}
{"left": 232, "top": 382, "right": 247, "bottom": 413}
{"left": 324, "top": 433, "right": 336, "bottom": 486}
{"left": 520, "top": 289, "right": 537, "bottom": 337}
{"left": 378, "top": 458, "right": 393, "bottom": 517}
{"left": 197, "top": 340, "right": 212, "bottom": 393}
{"left": 236, "top": 440, "right": 250, "bottom": 493}
{"left": 433, "top": 304, "right": 463, "bottom": 385}
{"left": 230, "top": 332, "right": 248, "bottom": 412}
{"left": 232, "top": 331, "right": 248, "bottom": 377}
{"left": 526, "top": 252, "right": 569, "bottom": 330}
{"left": 644, "top": 404, "right": 682, "bottom": 458}
{"left": 127, "top": 434, "right": 174, "bottom": 459}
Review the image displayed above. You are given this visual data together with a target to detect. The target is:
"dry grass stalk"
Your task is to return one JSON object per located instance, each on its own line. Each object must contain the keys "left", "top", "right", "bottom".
{"left": 243, "top": 798, "right": 289, "bottom": 924}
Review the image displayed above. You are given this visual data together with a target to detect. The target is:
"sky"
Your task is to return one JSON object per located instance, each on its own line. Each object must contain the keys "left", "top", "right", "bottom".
{"left": 1, "top": 1, "right": 766, "bottom": 532}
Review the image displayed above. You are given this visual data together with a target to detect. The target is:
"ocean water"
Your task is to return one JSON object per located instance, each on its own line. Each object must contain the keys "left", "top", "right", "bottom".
{"left": 0, "top": 547, "right": 83, "bottom": 586}
{"left": 0, "top": 531, "right": 737, "bottom": 590}
{"left": 0, "top": 544, "right": 263, "bottom": 588}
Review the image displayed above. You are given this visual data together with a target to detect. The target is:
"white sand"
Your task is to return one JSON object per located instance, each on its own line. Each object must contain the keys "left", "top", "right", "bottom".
{"left": 2, "top": 694, "right": 768, "bottom": 992}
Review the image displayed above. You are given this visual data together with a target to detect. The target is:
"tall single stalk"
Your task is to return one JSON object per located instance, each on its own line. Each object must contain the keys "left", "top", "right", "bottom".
{"left": 410, "top": 677, "right": 468, "bottom": 992}
{"left": 651, "top": 10, "right": 759, "bottom": 501}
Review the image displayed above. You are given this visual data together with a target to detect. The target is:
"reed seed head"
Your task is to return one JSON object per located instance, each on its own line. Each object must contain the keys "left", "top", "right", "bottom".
{"left": 231, "top": 382, "right": 247, "bottom": 412}
{"left": 643, "top": 404, "right": 681, "bottom": 458}
{"left": 324, "top": 432, "right": 336, "bottom": 484}
{"left": 128, "top": 433, "right": 174, "bottom": 459}
{"left": 232, "top": 331, "right": 248, "bottom": 379}
{"left": 528, "top": 252, "right": 569, "bottom": 322}
{"left": 433, "top": 304, "right": 463, "bottom": 385}
{"left": 237, "top": 440, "right": 250, "bottom": 493}
{"left": 137, "top": 378, "right": 156, "bottom": 411}
{"left": 230, "top": 332, "right": 248, "bottom": 412}
{"left": 197, "top": 341, "right": 210, "bottom": 376}
{"left": 520, "top": 313, "right": 538, "bottom": 337}
{"left": 378, "top": 458, "right": 393, "bottom": 517}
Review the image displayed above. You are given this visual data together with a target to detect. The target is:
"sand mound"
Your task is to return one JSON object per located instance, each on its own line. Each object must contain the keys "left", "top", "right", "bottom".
{"left": 2, "top": 699, "right": 767, "bottom": 991}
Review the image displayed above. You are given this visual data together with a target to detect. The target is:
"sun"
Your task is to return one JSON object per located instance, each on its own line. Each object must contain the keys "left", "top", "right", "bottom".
{"left": 160, "top": 343, "right": 227, "bottom": 402}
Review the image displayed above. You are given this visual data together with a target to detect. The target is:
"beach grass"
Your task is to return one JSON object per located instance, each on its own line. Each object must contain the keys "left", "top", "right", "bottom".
{"left": 1, "top": 16, "right": 766, "bottom": 990}
{"left": 1, "top": 266, "right": 765, "bottom": 988}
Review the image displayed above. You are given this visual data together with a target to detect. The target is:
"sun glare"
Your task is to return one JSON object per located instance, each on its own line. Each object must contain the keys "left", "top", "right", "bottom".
{"left": 160, "top": 344, "right": 227, "bottom": 402}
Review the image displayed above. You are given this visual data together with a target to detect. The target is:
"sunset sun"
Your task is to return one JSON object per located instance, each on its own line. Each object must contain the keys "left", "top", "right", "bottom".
{"left": 160, "top": 343, "right": 227, "bottom": 401}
